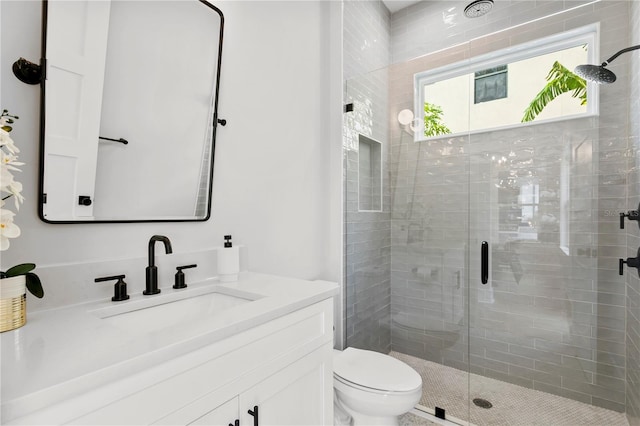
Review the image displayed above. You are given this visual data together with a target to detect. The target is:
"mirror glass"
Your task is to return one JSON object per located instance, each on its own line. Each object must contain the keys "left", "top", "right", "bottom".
{"left": 39, "top": 0, "right": 223, "bottom": 222}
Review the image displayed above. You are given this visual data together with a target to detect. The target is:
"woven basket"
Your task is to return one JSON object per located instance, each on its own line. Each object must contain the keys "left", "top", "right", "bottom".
{"left": 0, "top": 276, "right": 27, "bottom": 332}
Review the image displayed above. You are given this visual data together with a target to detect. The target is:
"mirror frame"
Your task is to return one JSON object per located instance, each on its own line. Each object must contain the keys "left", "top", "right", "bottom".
{"left": 37, "top": 0, "right": 224, "bottom": 223}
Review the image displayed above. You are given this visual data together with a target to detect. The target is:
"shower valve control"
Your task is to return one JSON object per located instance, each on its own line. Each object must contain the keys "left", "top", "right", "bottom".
{"left": 619, "top": 247, "right": 640, "bottom": 277}
{"left": 619, "top": 202, "right": 640, "bottom": 229}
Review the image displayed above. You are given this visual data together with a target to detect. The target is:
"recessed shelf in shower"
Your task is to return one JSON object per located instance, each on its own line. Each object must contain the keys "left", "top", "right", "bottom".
{"left": 358, "top": 134, "right": 382, "bottom": 212}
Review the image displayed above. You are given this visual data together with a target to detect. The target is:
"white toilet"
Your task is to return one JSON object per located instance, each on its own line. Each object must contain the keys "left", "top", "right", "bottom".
{"left": 333, "top": 347, "right": 422, "bottom": 426}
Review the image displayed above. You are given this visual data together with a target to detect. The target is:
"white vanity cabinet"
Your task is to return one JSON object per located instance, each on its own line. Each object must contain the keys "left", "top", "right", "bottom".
{"left": 10, "top": 296, "right": 334, "bottom": 425}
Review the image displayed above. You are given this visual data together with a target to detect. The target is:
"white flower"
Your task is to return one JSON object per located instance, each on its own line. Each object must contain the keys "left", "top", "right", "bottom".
{"left": 1, "top": 150, "right": 24, "bottom": 171}
{"left": 0, "top": 109, "right": 24, "bottom": 251}
{"left": 0, "top": 149, "right": 24, "bottom": 211}
{"left": 0, "top": 161, "right": 15, "bottom": 196}
{"left": 0, "top": 206, "right": 21, "bottom": 251}
{"left": 7, "top": 181, "right": 24, "bottom": 210}
{"left": 0, "top": 128, "right": 19, "bottom": 154}
{"left": 0, "top": 160, "right": 15, "bottom": 189}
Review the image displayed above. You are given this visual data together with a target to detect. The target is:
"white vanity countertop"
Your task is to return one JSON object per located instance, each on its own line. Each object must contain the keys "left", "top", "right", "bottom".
{"left": 0, "top": 272, "right": 338, "bottom": 422}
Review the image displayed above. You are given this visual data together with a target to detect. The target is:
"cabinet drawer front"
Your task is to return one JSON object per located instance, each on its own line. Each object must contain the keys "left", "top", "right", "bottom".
{"left": 69, "top": 300, "right": 332, "bottom": 425}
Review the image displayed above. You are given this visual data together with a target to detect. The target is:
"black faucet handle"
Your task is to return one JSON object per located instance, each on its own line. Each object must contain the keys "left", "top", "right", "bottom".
{"left": 619, "top": 247, "right": 640, "bottom": 277}
{"left": 177, "top": 264, "right": 197, "bottom": 271}
{"left": 174, "top": 264, "right": 197, "bottom": 289}
{"left": 95, "top": 274, "right": 130, "bottom": 302}
{"left": 620, "top": 203, "right": 640, "bottom": 229}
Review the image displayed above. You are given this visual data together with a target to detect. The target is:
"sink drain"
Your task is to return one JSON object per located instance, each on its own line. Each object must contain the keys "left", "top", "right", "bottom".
{"left": 473, "top": 398, "right": 493, "bottom": 409}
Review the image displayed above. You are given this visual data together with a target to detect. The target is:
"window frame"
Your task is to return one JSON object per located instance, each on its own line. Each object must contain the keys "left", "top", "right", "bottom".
{"left": 413, "top": 23, "right": 600, "bottom": 142}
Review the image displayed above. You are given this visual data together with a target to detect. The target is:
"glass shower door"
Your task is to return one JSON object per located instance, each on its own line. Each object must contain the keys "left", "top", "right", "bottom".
{"left": 344, "top": 56, "right": 475, "bottom": 423}
{"left": 394, "top": 133, "right": 472, "bottom": 422}
{"left": 467, "top": 121, "right": 601, "bottom": 425}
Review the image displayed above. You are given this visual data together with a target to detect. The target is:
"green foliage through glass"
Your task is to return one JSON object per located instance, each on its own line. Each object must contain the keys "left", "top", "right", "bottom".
{"left": 521, "top": 61, "right": 586, "bottom": 122}
{"left": 423, "top": 102, "right": 452, "bottom": 137}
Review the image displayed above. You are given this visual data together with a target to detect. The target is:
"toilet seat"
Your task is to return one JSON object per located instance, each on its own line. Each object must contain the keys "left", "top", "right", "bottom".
{"left": 333, "top": 348, "right": 422, "bottom": 393}
{"left": 334, "top": 373, "right": 419, "bottom": 396}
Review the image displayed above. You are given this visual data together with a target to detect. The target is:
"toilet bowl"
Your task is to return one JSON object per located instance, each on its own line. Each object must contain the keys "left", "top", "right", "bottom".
{"left": 333, "top": 347, "right": 422, "bottom": 426}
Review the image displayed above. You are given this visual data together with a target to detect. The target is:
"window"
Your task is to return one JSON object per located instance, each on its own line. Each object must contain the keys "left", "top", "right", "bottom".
{"left": 413, "top": 24, "right": 599, "bottom": 141}
{"left": 474, "top": 65, "right": 508, "bottom": 104}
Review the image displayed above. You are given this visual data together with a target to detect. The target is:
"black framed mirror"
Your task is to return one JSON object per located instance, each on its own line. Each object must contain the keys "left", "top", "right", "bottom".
{"left": 37, "top": 0, "right": 224, "bottom": 223}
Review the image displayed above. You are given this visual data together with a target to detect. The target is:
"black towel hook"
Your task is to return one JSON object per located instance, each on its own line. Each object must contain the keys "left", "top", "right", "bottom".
{"left": 99, "top": 136, "right": 129, "bottom": 145}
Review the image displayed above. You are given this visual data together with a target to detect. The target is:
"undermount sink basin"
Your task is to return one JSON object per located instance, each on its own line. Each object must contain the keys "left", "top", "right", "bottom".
{"left": 90, "top": 286, "right": 262, "bottom": 333}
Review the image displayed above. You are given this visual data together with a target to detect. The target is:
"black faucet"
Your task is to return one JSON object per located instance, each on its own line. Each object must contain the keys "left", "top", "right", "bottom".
{"left": 145, "top": 235, "right": 173, "bottom": 295}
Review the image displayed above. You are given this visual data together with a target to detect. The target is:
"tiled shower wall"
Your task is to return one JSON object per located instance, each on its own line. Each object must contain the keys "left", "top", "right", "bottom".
{"left": 627, "top": 1, "right": 640, "bottom": 424}
{"left": 386, "top": 1, "right": 632, "bottom": 413}
{"left": 390, "top": 0, "right": 611, "bottom": 65}
{"left": 343, "top": 0, "right": 392, "bottom": 352}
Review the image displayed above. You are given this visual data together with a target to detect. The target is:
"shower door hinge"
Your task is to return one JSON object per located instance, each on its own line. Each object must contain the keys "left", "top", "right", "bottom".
{"left": 344, "top": 103, "right": 354, "bottom": 113}
{"left": 435, "top": 406, "right": 446, "bottom": 420}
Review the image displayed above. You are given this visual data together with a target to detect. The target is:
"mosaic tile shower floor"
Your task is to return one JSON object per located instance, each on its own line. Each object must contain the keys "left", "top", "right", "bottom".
{"left": 391, "top": 351, "right": 629, "bottom": 426}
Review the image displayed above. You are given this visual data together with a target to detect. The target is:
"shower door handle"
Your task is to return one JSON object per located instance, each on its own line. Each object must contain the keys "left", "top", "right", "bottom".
{"left": 481, "top": 241, "right": 489, "bottom": 284}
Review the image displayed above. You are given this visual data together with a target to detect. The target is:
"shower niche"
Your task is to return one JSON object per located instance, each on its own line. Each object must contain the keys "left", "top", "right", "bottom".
{"left": 358, "top": 134, "right": 382, "bottom": 212}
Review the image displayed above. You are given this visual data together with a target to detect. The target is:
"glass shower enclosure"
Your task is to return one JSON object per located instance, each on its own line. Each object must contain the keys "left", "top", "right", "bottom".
{"left": 343, "top": 3, "right": 632, "bottom": 425}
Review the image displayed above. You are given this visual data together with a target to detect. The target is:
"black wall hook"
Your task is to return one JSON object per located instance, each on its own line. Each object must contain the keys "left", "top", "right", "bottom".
{"left": 78, "top": 195, "right": 92, "bottom": 206}
{"left": 99, "top": 136, "right": 129, "bottom": 145}
{"left": 12, "top": 57, "right": 43, "bottom": 85}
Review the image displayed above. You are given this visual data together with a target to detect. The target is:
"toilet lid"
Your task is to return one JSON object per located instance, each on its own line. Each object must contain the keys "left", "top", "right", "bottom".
{"left": 334, "top": 347, "right": 421, "bottom": 392}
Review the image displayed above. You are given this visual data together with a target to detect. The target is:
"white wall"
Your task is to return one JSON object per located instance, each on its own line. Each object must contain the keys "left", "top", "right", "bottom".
{"left": 0, "top": 1, "right": 342, "bottom": 286}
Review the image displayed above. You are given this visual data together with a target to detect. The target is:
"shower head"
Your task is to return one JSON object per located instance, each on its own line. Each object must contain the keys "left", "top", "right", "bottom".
{"left": 464, "top": 0, "right": 494, "bottom": 18}
{"left": 574, "top": 64, "right": 616, "bottom": 84}
{"left": 574, "top": 44, "right": 640, "bottom": 84}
